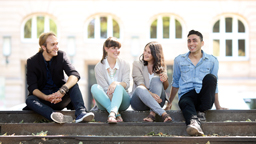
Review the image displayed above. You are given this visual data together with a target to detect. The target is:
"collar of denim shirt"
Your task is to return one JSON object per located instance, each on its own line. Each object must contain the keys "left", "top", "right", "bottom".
{"left": 181, "top": 50, "right": 209, "bottom": 61}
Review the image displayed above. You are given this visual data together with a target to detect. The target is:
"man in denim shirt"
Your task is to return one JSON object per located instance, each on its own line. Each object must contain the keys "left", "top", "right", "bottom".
{"left": 165, "top": 30, "right": 227, "bottom": 136}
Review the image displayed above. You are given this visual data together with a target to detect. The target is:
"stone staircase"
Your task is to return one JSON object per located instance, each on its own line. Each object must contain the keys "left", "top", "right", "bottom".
{"left": 0, "top": 110, "right": 256, "bottom": 144}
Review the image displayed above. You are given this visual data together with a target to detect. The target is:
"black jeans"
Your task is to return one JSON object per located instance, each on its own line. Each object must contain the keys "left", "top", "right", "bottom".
{"left": 178, "top": 74, "right": 217, "bottom": 125}
{"left": 26, "top": 84, "right": 87, "bottom": 120}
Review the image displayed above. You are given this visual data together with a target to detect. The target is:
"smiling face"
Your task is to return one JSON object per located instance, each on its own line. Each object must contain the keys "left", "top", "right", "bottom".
{"left": 105, "top": 46, "right": 120, "bottom": 59}
{"left": 42, "top": 35, "right": 59, "bottom": 58}
{"left": 187, "top": 34, "right": 204, "bottom": 54}
{"left": 143, "top": 45, "right": 154, "bottom": 63}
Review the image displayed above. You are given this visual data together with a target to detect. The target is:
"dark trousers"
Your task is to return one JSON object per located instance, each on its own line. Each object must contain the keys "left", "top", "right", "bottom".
{"left": 26, "top": 84, "right": 87, "bottom": 120}
{"left": 178, "top": 74, "right": 217, "bottom": 125}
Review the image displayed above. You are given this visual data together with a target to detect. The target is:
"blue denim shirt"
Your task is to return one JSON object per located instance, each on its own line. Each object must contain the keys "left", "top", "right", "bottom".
{"left": 172, "top": 50, "right": 219, "bottom": 100}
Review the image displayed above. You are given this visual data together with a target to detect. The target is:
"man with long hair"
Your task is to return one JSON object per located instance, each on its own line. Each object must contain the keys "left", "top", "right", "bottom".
{"left": 24, "top": 32, "right": 94, "bottom": 123}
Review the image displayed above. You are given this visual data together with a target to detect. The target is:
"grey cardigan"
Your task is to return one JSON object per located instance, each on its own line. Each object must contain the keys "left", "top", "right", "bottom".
{"left": 94, "top": 58, "right": 130, "bottom": 94}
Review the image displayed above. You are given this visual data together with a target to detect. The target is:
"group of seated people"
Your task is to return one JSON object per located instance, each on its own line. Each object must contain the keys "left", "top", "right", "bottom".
{"left": 23, "top": 30, "right": 227, "bottom": 136}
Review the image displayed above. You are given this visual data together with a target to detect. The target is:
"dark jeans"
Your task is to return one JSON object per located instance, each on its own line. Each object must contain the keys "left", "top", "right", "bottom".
{"left": 178, "top": 74, "right": 217, "bottom": 125}
{"left": 25, "top": 84, "right": 87, "bottom": 120}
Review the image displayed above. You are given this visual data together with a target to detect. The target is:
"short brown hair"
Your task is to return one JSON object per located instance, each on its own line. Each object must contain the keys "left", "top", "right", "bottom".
{"left": 38, "top": 32, "right": 56, "bottom": 52}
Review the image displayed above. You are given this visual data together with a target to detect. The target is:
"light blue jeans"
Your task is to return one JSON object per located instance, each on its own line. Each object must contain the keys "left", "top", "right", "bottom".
{"left": 91, "top": 84, "right": 131, "bottom": 114}
{"left": 131, "top": 76, "right": 166, "bottom": 116}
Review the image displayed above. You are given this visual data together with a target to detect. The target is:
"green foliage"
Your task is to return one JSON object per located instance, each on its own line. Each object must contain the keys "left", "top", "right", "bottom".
{"left": 32, "top": 131, "right": 48, "bottom": 136}
{"left": 146, "top": 131, "right": 168, "bottom": 137}
{"left": 24, "top": 19, "right": 32, "bottom": 38}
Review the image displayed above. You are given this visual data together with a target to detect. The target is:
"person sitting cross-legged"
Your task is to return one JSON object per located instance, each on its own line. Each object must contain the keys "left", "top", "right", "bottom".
{"left": 24, "top": 32, "right": 94, "bottom": 124}
{"left": 130, "top": 41, "right": 172, "bottom": 123}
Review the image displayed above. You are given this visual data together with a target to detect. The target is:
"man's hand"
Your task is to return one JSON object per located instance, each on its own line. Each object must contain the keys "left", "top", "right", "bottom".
{"left": 45, "top": 91, "right": 64, "bottom": 104}
{"left": 216, "top": 106, "right": 229, "bottom": 110}
{"left": 214, "top": 93, "right": 229, "bottom": 110}
{"left": 45, "top": 94, "right": 55, "bottom": 103}
{"left": 164, "top": 102, "right": 172, "bottom": 110}
{"left": 51, "top": 91, "right": 64, "bottom": 104}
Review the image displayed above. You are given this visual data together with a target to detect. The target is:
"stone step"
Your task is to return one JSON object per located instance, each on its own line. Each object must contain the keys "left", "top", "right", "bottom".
{"left": 1, "top": 122, "right": 256, "bottom": 136}
{"left": 0, "top": 136, "right": 256, "bottom": 144}
{"left": 0, "top": 110, "right": 256, "bottom": 123}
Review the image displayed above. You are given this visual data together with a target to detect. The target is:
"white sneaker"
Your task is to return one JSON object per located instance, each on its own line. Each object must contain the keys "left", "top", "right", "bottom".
{"left": 50, "top": 112, "right": 73, "bottom": 124}
{"left": 186, "top": 119, "right": 204, "bottom": 136}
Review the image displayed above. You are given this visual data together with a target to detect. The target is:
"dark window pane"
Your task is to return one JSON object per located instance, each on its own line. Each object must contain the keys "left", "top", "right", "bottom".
{"left": 163, "top": 17, "right": 169, "bottom": 38}
{"left": 175, "top": 19, "right": 182, "bottom": 38}
{"left": 100, "top": 17, "right": 107, "bottom": 38}
{"left": 24, "top": 18, "right": 32, "bottom": 38}
{"left": 150, "top": 19, "right": 157, "bottom": 38}
{"left": 88, "top": 65, "right": 97, "bottom": 109}
{"left": 238, "top": 39, "right": 245, "bottom": 56}
{"left": 37, "top": 16, "right": 45, "bottom": 38}
{"left": 213, "top": 20, "right": 220, "bottom": 32}
{"left": 88, "top": 19, "right": 95, "bottom": 39}
{"left": 49, "top": 19, "right": 57, "bottom": 36}
{"left": 113, "top": 19, "right": 120, "bottom": 38}
{"left": 238, "top": 20, "right": 245, "bottom": 33}
{"left": 226, "top": 40, "right": 232, "bottom": 56}
{"left": 213, "top": 40, "right": 220, "bottom": 56}
{"left": 225, "top": 17, "right": 232, "bottom": 33}
{"left": 166, "top": 65, "right": 173, "bottom": 93}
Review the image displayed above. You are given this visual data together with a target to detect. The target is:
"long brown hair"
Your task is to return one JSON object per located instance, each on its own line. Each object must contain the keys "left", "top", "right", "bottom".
{"left": 38, "top": 32, "right": 56, "bottom": 52}
{"left": 100, "top": 37, "right": 121, "bottom": 64}
{"left": 139, "top": 41, "right": 165, "bottom": 74}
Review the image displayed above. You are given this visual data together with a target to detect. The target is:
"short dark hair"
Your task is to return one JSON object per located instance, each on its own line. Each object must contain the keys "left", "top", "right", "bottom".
{"left": 187, "top": 30, "right": 203, "bottom": 41}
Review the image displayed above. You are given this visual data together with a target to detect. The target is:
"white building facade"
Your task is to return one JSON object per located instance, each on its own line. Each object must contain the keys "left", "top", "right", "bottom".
{"left": 0, "top": 0, "right": 256, "bottom": 109}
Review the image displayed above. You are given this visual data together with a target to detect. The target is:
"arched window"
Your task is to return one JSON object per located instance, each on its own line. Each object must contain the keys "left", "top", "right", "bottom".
{"left": 86, "top": 15, "right": 121, "bottom": 39}
{"left": 22, "top": 15, "right": 57, "bottom": 42}
{"left": 150, "top": 15, "right": 183, "bottom": 40}
{"left": 211, "top": 15, "right": 248, "bottom": 60}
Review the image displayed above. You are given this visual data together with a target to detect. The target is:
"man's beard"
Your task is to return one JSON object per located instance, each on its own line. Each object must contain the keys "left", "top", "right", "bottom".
{"left": 46, "top": 46, "right": 53, "bottom": 54}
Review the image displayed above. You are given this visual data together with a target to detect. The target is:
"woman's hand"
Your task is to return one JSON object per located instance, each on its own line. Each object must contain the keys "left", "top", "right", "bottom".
{"left": 160, "top": 73, "right": 168, "bottom": 82}
{"left": 107, "top": 82, "right": 118, "bottom": 95}
{"left": 149, "top": 91, "right": 162, "bottom": 103}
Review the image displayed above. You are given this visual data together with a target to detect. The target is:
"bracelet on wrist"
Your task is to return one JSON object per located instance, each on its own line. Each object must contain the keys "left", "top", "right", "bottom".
{"left": 59, "top": 88, "right": 66, "bottom": 95}
{"left": 61, "top": 85, "right": 69, "bottom": 93}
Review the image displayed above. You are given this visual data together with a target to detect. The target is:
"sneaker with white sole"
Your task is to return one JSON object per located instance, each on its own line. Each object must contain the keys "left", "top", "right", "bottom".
{"left": 75, "top": 112, "right": 95, "bottom": 123}
{"left": 186, "top": 119, "right": 204, "bottom": 136}
{"left": 197, "top": 111, "right": 206, "bottom": 122}
{"left": 50, "top": 112, "right": 73, "bottom": 124}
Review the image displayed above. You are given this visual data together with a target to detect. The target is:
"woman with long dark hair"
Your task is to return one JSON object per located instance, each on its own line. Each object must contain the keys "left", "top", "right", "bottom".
{"left": 91, "top": 37, "right": 130, "bottom": 124}
{"left": 131, "top": 41, "right": 172, "bottom": 122}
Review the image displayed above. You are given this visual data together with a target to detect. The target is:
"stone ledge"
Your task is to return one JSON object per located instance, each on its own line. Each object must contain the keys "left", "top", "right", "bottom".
{"left": 0, "top": 110, "right": 256, "bottom": 123}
